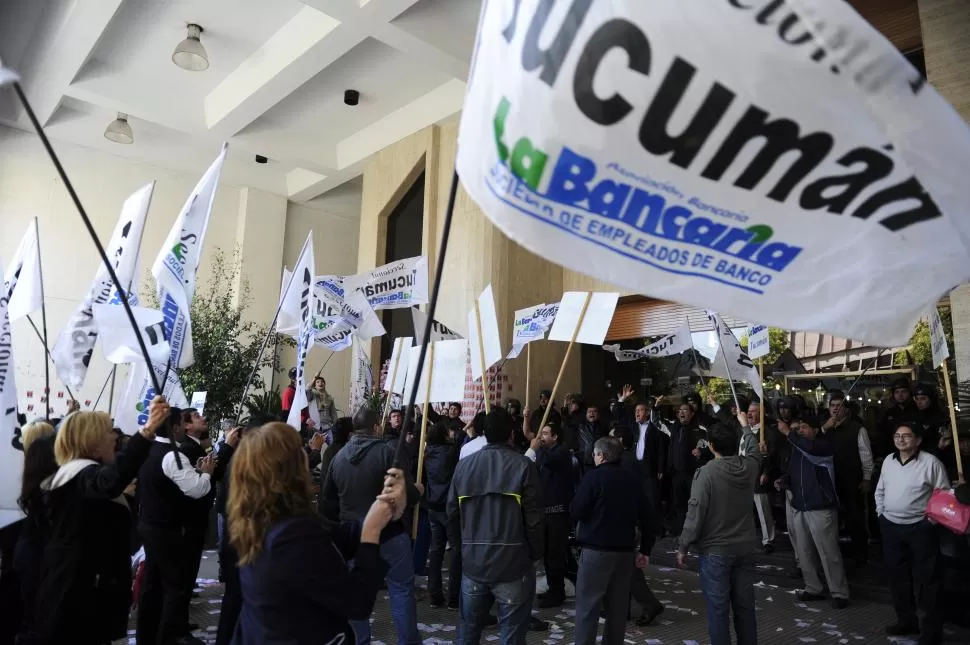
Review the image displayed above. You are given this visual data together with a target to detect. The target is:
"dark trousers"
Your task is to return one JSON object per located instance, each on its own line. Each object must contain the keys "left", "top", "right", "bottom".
{"left": 214, "top": 545, "right": 242, "bottom": 645}
{"left": 543, "top": 513, "right": 571, "bottom": 597}
{"left": 669, "top": 472, "right": 692, "bottom": 534}
{"left": 880, "top": 518, "right": 943, "bottom": 641}
{"left": 428, "top": 509, "right": 460, "bottom": 603}
{"left": 574, "top": 550, "right": 633, "bottom": 645}
{"left": 181, "top": 518, "right": 207, "bottom": 617}
{"left": 629, "top": 567, "right": 662, "bottom": 615}
{"left": 837, "top": 482, "right": 868, "bottom": 561}
{"left": 137, "top": 525, "right": 189, "bottom": 645}
{"left": 643, "top": 477, "right": 663, "bottom": 536}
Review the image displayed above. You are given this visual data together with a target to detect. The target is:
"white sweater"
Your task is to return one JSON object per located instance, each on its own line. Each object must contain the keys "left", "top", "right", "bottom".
{"left": 875, "top": 450, "right": 950, "bottom": 524}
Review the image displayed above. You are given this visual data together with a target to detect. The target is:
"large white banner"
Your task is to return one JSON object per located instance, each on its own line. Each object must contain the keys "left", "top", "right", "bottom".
{"left": 0, "top": 254, "right": 23, "bottom": 528}
{"left": 3, "top": 219, "right": 43, "bottom": 322}
{"left": 345, "top": 256, "right": 428, "bottom": 311}
{"left": 709, "top": 311, "right": 763, "bottom": 400}
{"left": 348, "top": 336, "right": 373, "bottom": 416}
{"left": 456, "top": 0, "right": 970, "bottom": 347}
{"left": 281, "top": 274, "right": 385, "bottom": 346}
{"left": 52, "top": 182, "right": 154, "bottom": 390}
{"left": 92, "top": 304, "right": 170, "bottom": 365}
{"left": 507, "top": 302, "right": 559, "bottom": 359}
{"left": 114, "top": 361, "right": 188, "bottom": 435}
{"left": 603, "top": 317, "right": 693, "bottom": 362}
{"left": 152, "top": 144, "right": 227, "bottom": 369}
{"left": 284, "top": 234, "right": 315, "bottom": 429}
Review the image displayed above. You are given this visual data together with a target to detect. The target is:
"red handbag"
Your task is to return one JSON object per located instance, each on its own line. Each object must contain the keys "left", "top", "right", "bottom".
{"left": 926, "top": 489, "right": 970, "bottom": 535}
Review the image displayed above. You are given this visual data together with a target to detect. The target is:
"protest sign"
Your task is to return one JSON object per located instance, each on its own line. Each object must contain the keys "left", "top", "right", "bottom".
{"left": 507, "top": 302, "right": 559, "bottom": 359}
{"left": 928, "top": 307, "right": 950, "bottom": 369}
{"left": 455, "top": 0, "right": 970, "bottom": 347}
{"left": 548, "top": 292, "right": 619, "bottom": 345}
{"left": 748, "top": 325, "right": 770, "bottom": 361}
{"left": 467, "top": 285, "right": 503, "bottom": 381}
{"left": 403, "top": 339, "right": 469, "bottom": 404}
{"left": 345, "top": 256, "right": 428, "bottom": 311}
{"left": 190, "top": 391, "right": 207, "bottom": 416}
{"left": 384, "top": 337, "right": 413, "bottom": 395}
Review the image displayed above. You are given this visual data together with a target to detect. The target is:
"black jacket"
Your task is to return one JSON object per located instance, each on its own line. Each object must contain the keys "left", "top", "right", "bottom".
{"left": 323, "top": 434, "right": 419, "bottom": 543}
{"left": 571, "top": 462, "right": 654, "bottom": 555}
{"left": 423, "top": 442, "right": 458, "bottom": 511}
{"left": 577, "top": 420, "right": 608, "bottom": 467}
{"left": 213, "top": 442, "right": 237, "bottom": 516}
{"left": 34, "top": 433, "right": 152, "bottom": 644}
{"left": 667, "top": 419, "right": 708, "bottom": 476}
{"left": 612, "top": 403, "right": 667, "bottom": 477}
{"left": 448, "top": 443, "right": 544, "bottom": 584}
{"left": 825, "top": 418, "right": 864, "bottom": 490}
{"left": 530, "top": 406, "right": 561, "bottom": 434}
{"left": 535, "top": 443, "right": 574, "bottom": 513}
{"left": 785, "top": 433, "right": 839, "bottom": 512}
{"left": 234, "top": 516, "right": 387, "bottom": 645}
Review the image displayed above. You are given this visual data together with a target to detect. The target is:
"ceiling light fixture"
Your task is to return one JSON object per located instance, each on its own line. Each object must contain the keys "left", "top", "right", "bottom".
{"left": 172, "top": 23, "right": 209, "bottom": 71}
{"left": 103, "top": 112, "right": 134, "bottom": 144}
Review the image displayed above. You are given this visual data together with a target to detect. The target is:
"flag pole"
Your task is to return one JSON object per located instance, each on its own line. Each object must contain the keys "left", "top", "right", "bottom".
{"left": 93, "top": 369, "right": 113, "bottom": 410}
{"left": 32, "top": 218, "right": 51, "bottom": 421}
{"left": 525, "top": 344, "right": 532, "bottom": 410}
{"left": 759, "top": 359, "right": 765, "bottom": 445}
{"left": 397, "top": 170, "right": 458, "bottom": 469}
{"left": 715, "top": 324, "right": 742, "bottom": 416}
{"left": 234, "top": 236, "right": 310, "bottom": 424}
{"left": 25, "top": 315, "right": 75, "bottom": 402}
{"left": 473, "top": 301, "right": 490, "bottom": 413}
{"left": 538, "top": 292, "right": 592, "bottom": 432}
{"left": 412, "top": 341, "right": 435, "bottom": 540}
{"left": 940, "top": 359, "right": 965, "bottom": 482}
{"left": 315, "top": 350, "right": 335, "bottom": 378}
{"left": 107, "top": 366, "right": 118, "bottom": 415}
{"left": 8, "top": 82, "right": 162, "bottom": 394}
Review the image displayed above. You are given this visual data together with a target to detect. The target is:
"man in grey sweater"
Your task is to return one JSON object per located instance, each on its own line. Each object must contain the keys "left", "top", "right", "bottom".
{"left": 677, "top": 412, "right": 760, "bottom": 645}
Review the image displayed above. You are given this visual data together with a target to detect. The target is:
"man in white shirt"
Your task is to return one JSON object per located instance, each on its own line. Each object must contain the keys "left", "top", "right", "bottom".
{"left": 742, "top": 401, "right": 776, "bottom": 553}
{"left": 875, "top": 422, "right": 950, "bottom": 645}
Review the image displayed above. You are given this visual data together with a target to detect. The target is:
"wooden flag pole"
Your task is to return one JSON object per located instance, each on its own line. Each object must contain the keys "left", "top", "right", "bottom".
{"left": 412, "top": 342, "right": 435, "bottom": 539}
{"left": 759, "top": 359, "right": 765, "bottom": 444}
{"left": 382, "top": 339, "right": 404, "bottom": 428}
{"left": 473, "top": 300, "right": 490, "bottom": 413}
{"left": 526, "top": 343, "right": 532, "bottom": 411}
{"left": 715, "top": 331, "right": 742, "bottom": 417}
{"left": 538, "top": 292, "right": 592, "bottom": 432}
{"left": 941, "top": 359, "right": 964, "bottom": 482}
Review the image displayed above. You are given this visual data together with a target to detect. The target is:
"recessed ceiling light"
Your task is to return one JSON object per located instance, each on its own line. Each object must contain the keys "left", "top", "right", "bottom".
{"left": 104, "top": 112, "right": 133, "bottom": 144}
{"left": 172, "top": 23, "right": 209, "bottom": 71}
{"left": 344, "top": 89, "right": 360, "bottom": 106}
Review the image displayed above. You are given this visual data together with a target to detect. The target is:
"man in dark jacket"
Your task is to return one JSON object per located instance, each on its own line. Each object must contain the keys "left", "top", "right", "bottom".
{"left": 323, "top": 407, "right": 421, "bottom": 645}
{"left": 911, "top": 383, "right": 949, "bottom": 458}
{"left": 528, "top": 421, "right": 574, "bottom": 608}
{"left": 577, "top": 406, "right": 608, "bottom": 474}
{"left": 423, "top": 422, "right": 460, "bottom": 608}
{"left": 612, "top": 396, "right": 667, "bottom": 535}
{"left": 448, "top": 407, "right": 543, "bottom": 645}
{"left": 676, "top": 417, "right": 761, "bottom": 645}
{"left": 666, "top": 403, "right": 709, "bottom": 536}
{"left": 572, "top": 437, "right": 654, "bottom": 645}
{"left": 530, "top": 389, "right": 561, "bottom": 433}
{"left": 177, "top": 408, "right": 216, "bottom": 626}
{"left": 877, "top": 378, "right": 918, "bottom": 455}
{"left": 782, "top": 415, "right": 850, "bottom": 608}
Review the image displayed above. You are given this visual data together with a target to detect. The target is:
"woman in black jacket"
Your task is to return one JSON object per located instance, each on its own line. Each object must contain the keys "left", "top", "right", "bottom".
{"left": 229, "top": 421, "right": 406, "bottom": 645}
{"left": 32, "top": 398, "right": 168, "bottom": 645}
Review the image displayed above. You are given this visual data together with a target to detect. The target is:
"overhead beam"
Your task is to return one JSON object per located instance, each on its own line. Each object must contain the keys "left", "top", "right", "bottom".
{"left": 15, "top": 0, "right": 124, "bottom": 125}
{"left": 204, "top": 6, "right": 355, "bottom": 138}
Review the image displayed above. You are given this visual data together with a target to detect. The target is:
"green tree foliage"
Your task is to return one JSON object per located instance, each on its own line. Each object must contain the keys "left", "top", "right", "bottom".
{"left": 895, "top": 308, "right": 954, "bottom": 368}
{"left": 698, "top": 327, "right": 790, "bottom": 404}
{"left": 146, "top": 249, "right": 295, "bottom": 424}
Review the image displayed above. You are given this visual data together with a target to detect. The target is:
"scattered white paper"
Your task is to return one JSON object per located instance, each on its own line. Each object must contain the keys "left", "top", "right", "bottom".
{"left": 486, "top": 637, "right": 500, "bottom": 642}
{"left": 799, "top": 638, "right": 817, "bottom": 643}
{"left": 549, "top": 635, "right": 564, "bottom": 640}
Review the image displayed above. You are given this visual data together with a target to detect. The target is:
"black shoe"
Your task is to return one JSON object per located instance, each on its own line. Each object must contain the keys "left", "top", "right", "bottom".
{"left": 831, "top": 597, "right": 849, "bottom": 610}
{"left": 885, "top": 624, "right": 920, "bottom": 636}
{"left": 187, "top": 623, "right": 200, "bottom": 632}
{"left": 536, "top": 592, "right": 565, "bottom": 609}
{"left": 763, "top": 543, "right": 775, "bottom": 554}
{"left": 429, "top": 594, "right": 446, "bottom": 608}
{"left": 485, "top": 613, "right": 499, "bottom": 627}
{"left": 448, "top": 599, "right": 459, "bottom": 610}
{"left": 636, "top": 604, "right": 664, "bottom": 627}
{"left": 796, "top": 591, "right": 826, "bottom": 602}
{"left": 787, "top": 567, "right": 802, "bottom": 579}
{"left": 528, "top": 616, "right": 549, "bottom": 631}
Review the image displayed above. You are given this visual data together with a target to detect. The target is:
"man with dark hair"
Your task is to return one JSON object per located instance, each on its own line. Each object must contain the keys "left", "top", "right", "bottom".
{"left": 572, "top": 438, "right": 654, "bottom": 645}
{"left": 781, "top": 415, "right": 850, "bottom": 609}
{"left": 530, "top": 389, "right": 561, "bottom": 433}
{"left": 666, "top": 402, "right": 709, "bottom": 536}
{"left": 323, "top": 406, "right": 422, "bottom": 645}
{"left": 577, "top": 405, "right": 608, "bottom": 475}
{"left": 677, "top": 414, "right": 761, "bottom": 645}
{"left": 878, "top": 378, "right": 918, "bottom": 453}
{"left": 449, "top": 407, "right": 544, "bottom": 644}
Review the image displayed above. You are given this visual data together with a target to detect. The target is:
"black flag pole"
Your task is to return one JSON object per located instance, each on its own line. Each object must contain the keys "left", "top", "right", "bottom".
{"left": 315, "top": 350, "right": 336, "bottom": 378}
{"left": 107, "top": 366, "right": 118, "bottom": 414}
{"left": 25, "top": 314, "right": 76, "bottom": 403}
{"left": 93, "top": 369, "right": 114, "bottom": 410}
{"left": 33, "top": 217, "right": 52, "bottom": 421}
{"left": 395, "top": 170, "right": 459, "bottom": 469}
{"left": 9, "top": 81, "right": 163, "bottom": 394}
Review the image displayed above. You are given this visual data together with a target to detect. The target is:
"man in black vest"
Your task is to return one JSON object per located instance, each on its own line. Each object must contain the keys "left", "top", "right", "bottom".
{"left": 137, "top": 408, "right": 217, "bottom": 645}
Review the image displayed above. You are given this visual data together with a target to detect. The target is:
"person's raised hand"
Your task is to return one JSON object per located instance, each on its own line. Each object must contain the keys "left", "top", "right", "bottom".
{"left": 308, "top": 432, "right": 326, "bottom": 452}
{"left": 760, "top": 474, "right": 769, "bottom": 486}
{"left": 226, "top": 427, "right": 242, "bottom": 448}
{"left": 736, "top": 411, "right": 748, "bottom": 428}
{"left": 777, "top": 420, "right": 791, "bottom": 437}
{"left": 141, "top": 396, "right": 170, "bottom": 439}
{"left": 200, "top": 454, "right": 217, "bottom": 475}
{"left": 618, "top": 384, "right": 634, "bottom": 402}
{"left": 362, "top": 500, "right": 394, "bottom": 543}
{"left": 377, "top": 468, "right": 407, "bottom": 520}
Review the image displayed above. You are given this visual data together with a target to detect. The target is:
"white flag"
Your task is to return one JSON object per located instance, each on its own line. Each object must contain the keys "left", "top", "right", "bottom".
{"left": 114, "top": 361, "right": 189, "bottom": 435}
{"left": 642, "top": 318, "right": 693, "bottom": 358}
{"left": 602, "top": 344, "right": 646, "bottom": 363}
{"left": 348, "top": 337, "right": 373, "bottom": 416}
{"left": 708, "top": 311, "right": 763, "bottom": 400}
{"left": 3, "top": 219, "right": 44, "bottom": 322}
{"left": 928, "top": 307, "right": 950, "bottom": 369}
{"left": 0, "top": 253, "right": 23, "bottom": 528}
{"left": 455, "top": 0, "right": 970, "bottom": 347}
{"left": 152, "top": 144, "right": 227, "bottom": 369}
{"left": 0, "top": 66, "right": 20, "bottom": 87}
{"left": 344, "top": 256, "right": 429, "bottom": 311}
{"left": 507, "top": 302, "right": 559, "bottom": 359}
{"left": 284, "top": 234, "right": 316, "bottom": 429}
{"left": 52, "top": 182, "right": 154, "bottom": 390}
{"left": 92, "top": 305, "right": 170, "bottom": 365}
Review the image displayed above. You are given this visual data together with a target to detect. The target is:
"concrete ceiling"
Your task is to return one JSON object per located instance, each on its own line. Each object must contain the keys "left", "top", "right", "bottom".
{"left": 0, "top": 0, "right": 478, "bottom": 201}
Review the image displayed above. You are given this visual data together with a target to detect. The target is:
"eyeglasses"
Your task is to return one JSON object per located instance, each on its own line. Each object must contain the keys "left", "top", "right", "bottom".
{"left": 893, "top": 434, "right": 915, "bottom": 440}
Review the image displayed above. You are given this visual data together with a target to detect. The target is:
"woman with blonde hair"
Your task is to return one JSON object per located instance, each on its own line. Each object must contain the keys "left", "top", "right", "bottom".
{"left": 20, "top": 420, "right": 55, "bottom": 453}
{"left": 229, "top": 422, "right": 406, "bottom": 645}
{"left": 31, "top": 397, "right": 169, "bottom": 645}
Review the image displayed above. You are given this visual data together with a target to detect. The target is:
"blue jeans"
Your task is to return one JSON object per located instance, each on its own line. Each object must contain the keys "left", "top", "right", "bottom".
{"left": 698, "top": 553, "right": 757, "bottom": 645}
{"left": 458, "top": 568, "right": 534, "bottom": 645}
{"left": 350, "top": 533, "right": 421, "bottom": 645}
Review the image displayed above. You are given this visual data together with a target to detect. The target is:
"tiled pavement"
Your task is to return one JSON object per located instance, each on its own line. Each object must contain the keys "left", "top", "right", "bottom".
{"left": 122, "top": 549, "right": 970, "bottom": 645}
